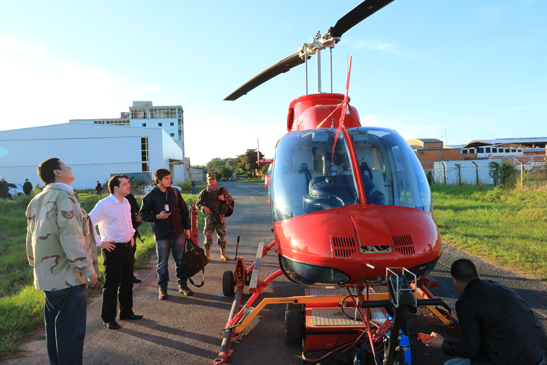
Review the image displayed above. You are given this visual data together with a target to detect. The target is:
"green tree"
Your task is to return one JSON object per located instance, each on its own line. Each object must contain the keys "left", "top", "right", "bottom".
{"left": 206, "top": 158, "right": 225, "bottom": 172}
{"left": 216, "top": 166, "right": 234, "bottom": 180}
{"left": 235, "top": 149, "right": 264, "bottom": 178}
{"left": 260, "top": 164, "right": 270, "bottom": 175}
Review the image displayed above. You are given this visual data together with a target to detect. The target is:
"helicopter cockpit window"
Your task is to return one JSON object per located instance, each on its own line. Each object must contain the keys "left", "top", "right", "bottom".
{"left": 271, "top": 129, "right": 360, "bottom": 222}
{"left": 349, "top": 127, "right": 432, "bottom": 213}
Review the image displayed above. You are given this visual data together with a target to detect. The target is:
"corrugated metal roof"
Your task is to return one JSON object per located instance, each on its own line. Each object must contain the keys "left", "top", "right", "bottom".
{"left": 463, "top": 138, "right": 547, "bottom": 148}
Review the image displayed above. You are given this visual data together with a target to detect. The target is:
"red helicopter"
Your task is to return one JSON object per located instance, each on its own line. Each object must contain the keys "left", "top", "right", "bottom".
{"left": 205, "top": 1, "right": 459, "bottom": 364}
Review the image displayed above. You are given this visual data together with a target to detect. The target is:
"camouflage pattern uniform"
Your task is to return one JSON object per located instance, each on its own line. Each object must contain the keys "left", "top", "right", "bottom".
{"left": 196, "top": 175, "right": 234, "bottom": 250}
{"left": 26, "top": 183, "right": 98, "bottom": 291}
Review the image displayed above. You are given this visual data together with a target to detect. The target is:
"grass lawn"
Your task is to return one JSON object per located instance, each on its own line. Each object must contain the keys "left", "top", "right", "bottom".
{"left": 431, "top": 184, "right": 547, "bottom": 280}
{"left": 0, "top": 192, "right": 202, "bottom": 359}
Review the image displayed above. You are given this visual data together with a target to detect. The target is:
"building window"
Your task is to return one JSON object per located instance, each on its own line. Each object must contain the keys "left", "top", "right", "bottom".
{"left": 141, "top": 137, "right": 149, "bottom": 172}
{"left": 478, "top": 147, "right": 484, "bottom": 153}
{"left": 170, "top": 122, "right": 174, "bottom": 126}
{"left": 158, "top": 123, "right": 162, "bottom": 126}
{"left": 492, "top": 148, "right": 497, "bottom": 153}
{"left": 170, "top": 133, "right": 174, "bottom": 137}
{"left": 511, "top": 149, "right": 516, "bottom": 152}
{"left": 462, "top": 149, "right": 468, "bottom": 154}
{"left": 469, "top": 149, "right": 475, "bottom": 153}
{"left": 142, "top": 123, "right": 146, "bottom": 127}
{"left": 485, "top": 147, "right": 491, "bottom": 153}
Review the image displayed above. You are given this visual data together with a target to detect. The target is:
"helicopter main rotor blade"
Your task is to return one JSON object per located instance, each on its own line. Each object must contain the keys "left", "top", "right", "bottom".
{"left": 224, "top": 51, "right": 304, "bottom": 101}
{"left": 328, "top": 0, "right": 394, "bottom": 38}
{"left": 224, "top": 0, "right": 394, "bottom": 101}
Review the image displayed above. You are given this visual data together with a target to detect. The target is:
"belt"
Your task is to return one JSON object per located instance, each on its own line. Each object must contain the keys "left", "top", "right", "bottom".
{"left": 114, "top": 241, "right": 131, "bottom": 246}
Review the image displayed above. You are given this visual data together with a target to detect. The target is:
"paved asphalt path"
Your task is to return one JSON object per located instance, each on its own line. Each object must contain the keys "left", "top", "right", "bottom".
{"left": 7, "top": 181, "right": 547, "bottom": 365}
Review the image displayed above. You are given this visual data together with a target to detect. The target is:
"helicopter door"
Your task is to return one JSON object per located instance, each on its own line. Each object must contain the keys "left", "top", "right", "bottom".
{"left": 349, "top": 127, "right": 432, "bottom": 213}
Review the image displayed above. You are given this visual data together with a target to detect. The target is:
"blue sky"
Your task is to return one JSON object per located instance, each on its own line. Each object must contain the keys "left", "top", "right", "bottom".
{"left": 1, "top": 0, "right": 545, "bottom": 165}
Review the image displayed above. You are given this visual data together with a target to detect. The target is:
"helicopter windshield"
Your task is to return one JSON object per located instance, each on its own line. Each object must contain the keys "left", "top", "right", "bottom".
{"left": 270, "top": 127, "right": 432, "bottom": 222}
{"left": 271, "top": 129, "right": 360, "bottom": 222}
{"left": 349, "top": 127, "right": 432, "bottom": 213}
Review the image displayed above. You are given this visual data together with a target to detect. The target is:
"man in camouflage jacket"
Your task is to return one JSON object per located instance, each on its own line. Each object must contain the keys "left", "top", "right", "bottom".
{"left": 26, "top": 158, "right": 99, "bottom": 365}
{"left": 196, "top": 171, "right": 234, "bottom": 261}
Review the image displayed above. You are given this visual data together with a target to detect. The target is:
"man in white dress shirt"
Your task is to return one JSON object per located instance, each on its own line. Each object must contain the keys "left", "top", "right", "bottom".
{"left": 89, "top": 175, "right": 143, "bottom": 329}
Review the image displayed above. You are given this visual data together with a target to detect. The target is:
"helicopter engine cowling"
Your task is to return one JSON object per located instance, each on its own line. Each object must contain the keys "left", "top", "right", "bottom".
{"left": 275, "top": 204, "right": 441, "bottom": 287}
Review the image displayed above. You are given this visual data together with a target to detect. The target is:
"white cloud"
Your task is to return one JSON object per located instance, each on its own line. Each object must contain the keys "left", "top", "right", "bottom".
{"left": 0, "top": 37, "right": 50, "bottom": 61}
{"left": 0, "top": 37, "right": 161, "bottom": 130}
{"left": 350, "top": 38, "right": 414, "bottom": 58}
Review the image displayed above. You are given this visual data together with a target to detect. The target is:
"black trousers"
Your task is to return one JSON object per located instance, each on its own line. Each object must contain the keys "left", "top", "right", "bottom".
{"left": 101, "top": 242, "right": 134, "bottom": 322}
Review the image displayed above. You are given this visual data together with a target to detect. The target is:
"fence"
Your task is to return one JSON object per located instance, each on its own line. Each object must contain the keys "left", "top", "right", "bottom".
{"left": 432, "top": 160, "right": 501, "bottom": 185}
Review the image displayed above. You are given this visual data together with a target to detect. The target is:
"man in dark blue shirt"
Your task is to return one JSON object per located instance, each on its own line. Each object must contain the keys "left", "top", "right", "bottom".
{"left": 140, "top": 169, "right": 192, "bottom": 300}
{"left": 424, "top": 259, "right": 547, "bottom": 365}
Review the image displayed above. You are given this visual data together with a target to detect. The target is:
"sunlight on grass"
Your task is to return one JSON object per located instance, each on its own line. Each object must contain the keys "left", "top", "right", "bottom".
{"left": 0, "top": 286, "right": 44, "bottom": 357}
{"left": 432, "top": 184, "right": 547, "bottom": 280}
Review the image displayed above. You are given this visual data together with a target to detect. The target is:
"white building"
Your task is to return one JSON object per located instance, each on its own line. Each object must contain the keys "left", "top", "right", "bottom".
{"left": 69, "top": 101, "right": 185, "bottom": 151}
{"left": 0, "top": 123, "right": 187, "bottom": 189}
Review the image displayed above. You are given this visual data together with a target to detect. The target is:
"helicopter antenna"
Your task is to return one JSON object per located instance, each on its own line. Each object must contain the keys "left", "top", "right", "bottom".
{"left": 330, "top": 46, "right": 334, "bottom": 93}
{"left": 304, "top": 44, "right": 308, "bottom": 95}
{"left": 331, "top": 57, "right": 353, "bottom": 158}
{"left": 257, "top": 138, "right": 260, "bottom": 163}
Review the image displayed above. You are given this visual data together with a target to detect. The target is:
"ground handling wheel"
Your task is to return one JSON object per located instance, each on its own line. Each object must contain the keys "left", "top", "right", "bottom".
{"left": 222, "top": 270, "right": 235, "bottom": 297}
{"left": 285, "top": 308, "right": 303, "bottom": 345}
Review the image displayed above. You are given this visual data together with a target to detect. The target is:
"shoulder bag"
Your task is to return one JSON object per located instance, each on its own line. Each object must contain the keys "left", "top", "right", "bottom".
{"left": 183, "top": 238, "right": 209, "bottom": 287}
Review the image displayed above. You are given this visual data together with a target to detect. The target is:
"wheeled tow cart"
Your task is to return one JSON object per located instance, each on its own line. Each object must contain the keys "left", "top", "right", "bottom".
{"left": 214, "top": 242, "right": 460, "bottom": 365}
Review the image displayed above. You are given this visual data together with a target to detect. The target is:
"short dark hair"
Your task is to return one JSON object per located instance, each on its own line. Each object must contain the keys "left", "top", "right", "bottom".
{"left": 108, "top": 175, "right": 129, "bottom": 194}
{"left": 37, "top": 158, "right": 61, "bottom": 185}
{"left": 451, "top": 259, "right": 479, "bottom": 284}
{"left": 154, "top": 169, "right": 171, "bottom": 184}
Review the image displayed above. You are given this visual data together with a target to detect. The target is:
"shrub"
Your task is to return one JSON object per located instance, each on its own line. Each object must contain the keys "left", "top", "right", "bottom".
{"left": 489, "top": 161, "right": 518, "bottom": 187}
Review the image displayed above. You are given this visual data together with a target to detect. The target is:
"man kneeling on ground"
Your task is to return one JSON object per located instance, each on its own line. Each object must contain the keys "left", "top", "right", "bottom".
{"left": 424, "top": 258, "right": 547, "bottom": 365}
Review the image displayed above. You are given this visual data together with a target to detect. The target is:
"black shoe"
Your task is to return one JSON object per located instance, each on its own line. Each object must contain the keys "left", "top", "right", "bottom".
{"left": 104, "top": 321, "right": 121, "bottom": 329}
{"left": 133, "top": 276, "right": 142, "bottom": 283}
{"left": 119, "top": 313, "right": 143, "bottom": 320}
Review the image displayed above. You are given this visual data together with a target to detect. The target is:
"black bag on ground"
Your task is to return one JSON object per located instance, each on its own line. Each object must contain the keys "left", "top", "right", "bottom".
{"left": 182, "top": 238, "right": 209, "bottom": 287}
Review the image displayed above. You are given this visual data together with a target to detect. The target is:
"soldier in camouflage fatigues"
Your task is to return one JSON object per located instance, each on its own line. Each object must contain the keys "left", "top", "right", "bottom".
{"left": 26, "top": 158, "right": 99, "bottom": 365}
{"left": 196, "top": 171, "right": 234, "bottom": 261}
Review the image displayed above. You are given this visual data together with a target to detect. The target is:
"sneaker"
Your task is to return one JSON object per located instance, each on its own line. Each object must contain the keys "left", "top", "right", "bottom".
{"left": 179, "top": 285, "right": 194, "bottom": 296}
{"left": 159, "top": 289, "right": 168, "bottom": 300}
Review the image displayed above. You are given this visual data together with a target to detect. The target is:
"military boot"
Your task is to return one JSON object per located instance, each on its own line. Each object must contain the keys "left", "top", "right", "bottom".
{"left": 205, "top": 248, "right": 210, "bottom": 260}
{"left": 220, "top": 247, "right": 230, "bottom": 261}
